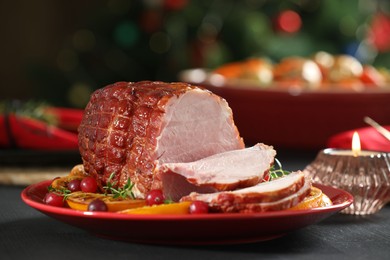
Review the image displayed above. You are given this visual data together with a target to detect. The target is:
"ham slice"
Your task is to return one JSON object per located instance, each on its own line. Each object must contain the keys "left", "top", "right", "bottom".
{"left": 157, "top": 143, "right": 276, "bottom": 201}
{"left": 78, "top": 81, "right": 244, "bottom": 198}
{"left": 238, "top": 180, "right": 311, "bottom": 213}
{"left": 181, "top": 171, "right": 311, "bottom": 213}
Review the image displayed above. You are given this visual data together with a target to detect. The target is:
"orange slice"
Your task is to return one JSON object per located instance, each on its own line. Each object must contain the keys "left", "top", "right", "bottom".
{"left": 69, "top": 164, "right": 86, "bottom": 177}
{"left": 50, "top": 164, "right": 86, "bottom": 190}
{"left": 318, "top": 192, "right": 333, "bottom": 207}
{"left": 51, "top": 175, "right": 83, "bottom": 190}
{"left": 119, "top": 201, "right": 192, "bottom": 215}
{"left": 66, "top": 192, "right": 146, "bottom": 212}
{"left": 289, "top": 186, "right": 332, "bottom": 210}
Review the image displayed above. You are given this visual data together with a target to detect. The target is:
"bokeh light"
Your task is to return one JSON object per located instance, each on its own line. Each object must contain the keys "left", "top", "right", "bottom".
{"left": 6, "top": 1, "right": 390, "bottom": 107}
{"left": 67, "top": 82, "right": 93, "bottom": 108}
{"left": 114, "top": 21, "right": 139, "bottom": 48}
{"left": 276, "top": 10, "right": 302, "bottom": 33}
{"left": 339, "top": 15, "right": 358, "bottom": 37}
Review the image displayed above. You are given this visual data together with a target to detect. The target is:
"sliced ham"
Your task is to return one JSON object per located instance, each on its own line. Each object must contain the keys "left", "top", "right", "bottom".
{"left": 181, "top": 171, "right": 311, "bottom": 213}
{"left": 237, "top": 180, "right": 311, "bottom": 213}
{"left": 157, "top": 143, "right": 276, "bottom": 201}
{"left": 78, "top": 81, "right": 244, "bottom": 198}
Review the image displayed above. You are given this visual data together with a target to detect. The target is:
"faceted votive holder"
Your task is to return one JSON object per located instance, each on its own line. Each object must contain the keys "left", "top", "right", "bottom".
{"left": 304, "top": 148, "right": 390, "bottom": 215}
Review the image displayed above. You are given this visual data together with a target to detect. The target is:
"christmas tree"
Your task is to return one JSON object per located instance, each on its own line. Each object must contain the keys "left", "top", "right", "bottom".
{"left": 28, "top": 0, "right": 390, "bottom": 107}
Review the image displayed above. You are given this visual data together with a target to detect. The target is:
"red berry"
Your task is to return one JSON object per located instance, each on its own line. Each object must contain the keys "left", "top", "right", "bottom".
{"left": 67, "top": 179, "right": 81, "bottom": 192}
{"left": 87, "top": 199, "right": 108, "bottom": 212}
{"left": 80, "top": 177, "right": 98, "bottom": 193}
{"left": 189, "top": 201, "right": 209, "bottom": 214}
{"left": 145, "top": 190, "right": 165, "bottom": 206}
{"left": 263, "top": 173, "right": 270, "bottom": 182}
{"left": 44, "top": 192, "right": 65, "bottom": 207}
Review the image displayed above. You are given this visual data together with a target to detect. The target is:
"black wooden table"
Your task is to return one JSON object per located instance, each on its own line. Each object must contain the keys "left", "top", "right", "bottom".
{"left": 1, "top": 149, "right": 389, "bottom": 260}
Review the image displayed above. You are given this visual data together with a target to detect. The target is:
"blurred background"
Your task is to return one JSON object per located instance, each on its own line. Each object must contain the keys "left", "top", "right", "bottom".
{"left": 1, "top": 0, "right": 390, "bottom": 108}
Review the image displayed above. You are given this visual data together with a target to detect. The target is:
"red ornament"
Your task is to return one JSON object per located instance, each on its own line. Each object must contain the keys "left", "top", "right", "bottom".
{"left": 368, "top": 13, "right": 390, "bottom": 52}
{"left": 275, "top": 10, "right": 302, "bottom": 33}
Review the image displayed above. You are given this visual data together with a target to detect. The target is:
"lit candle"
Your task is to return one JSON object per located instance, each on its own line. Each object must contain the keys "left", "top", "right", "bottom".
{"left": 305, "top": 131, "right": 390, "bottom": 215}
{"left": 352, "top": 131, "right": 360, "bottom": 157}
{"left": 323, "top": 132, "right": 381, "bottom": 157}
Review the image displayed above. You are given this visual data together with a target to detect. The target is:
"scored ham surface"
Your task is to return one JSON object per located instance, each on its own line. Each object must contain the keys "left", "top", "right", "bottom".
{"left": 157, "top": 143, "right": 276, "bottom": 201}
{"left": 181, "top": 171, "right": 311, "bottom": 213}
{"left": 78, "top": 81, "right": 244, "bottom": 198}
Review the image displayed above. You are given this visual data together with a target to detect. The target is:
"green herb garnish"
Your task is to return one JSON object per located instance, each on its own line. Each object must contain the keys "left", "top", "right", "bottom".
{"left": 47, "top": 185, "right": 71, "bottom": 201}
{"left": 269, "top": 158, "right": 291, "bottom": 181}
{"left": 164, "top": 199, "right": 174, "bottom": 204}
{"left": 103, "top": 173, "right": 136, "bottom": 199}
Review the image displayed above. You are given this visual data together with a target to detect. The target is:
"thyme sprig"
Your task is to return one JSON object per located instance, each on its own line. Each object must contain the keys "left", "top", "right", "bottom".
{"left": 103, "top": 173, "right": 136, "bottom": 199}
{"left": 47, "top": 185, "right": 71, "bottom": 201}
{"left": 269, "top": 158, "right": 291, "bottom": 181}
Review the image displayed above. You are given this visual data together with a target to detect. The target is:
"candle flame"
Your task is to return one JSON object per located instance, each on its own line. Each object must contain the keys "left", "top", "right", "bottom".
{"left": 352, "top": 131, "right": 361, "bottom": 157}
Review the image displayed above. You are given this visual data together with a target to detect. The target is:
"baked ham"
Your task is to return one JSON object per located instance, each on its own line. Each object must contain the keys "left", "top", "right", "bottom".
{"left": 157, "top": 143, "right": 276, "bottom": 202}
{"left": 181, "top": 171, "right": 311, "bottom": 213}
{"left": 78, "top": 81, "right": 244, "bottom": 198}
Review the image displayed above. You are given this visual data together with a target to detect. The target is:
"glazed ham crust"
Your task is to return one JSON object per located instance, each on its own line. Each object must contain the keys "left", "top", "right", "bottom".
{"left": 78, "top": 81, "right": 244, "bottom": 198}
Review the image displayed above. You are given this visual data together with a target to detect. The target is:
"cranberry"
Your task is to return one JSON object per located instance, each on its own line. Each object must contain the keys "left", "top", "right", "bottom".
{"left": 189, "top": 201, "right": 209, "bottom": 214}
{"left": 145, "top": 189, "right": 165, "bottom": 206}
{"left": 67, "top": 179, "right": 81, "bottom": 192}
{"left": 44, "top": 192, "right": 65, "bottom": 207}
{"left": 80, "top": 177, "right": 98, "bottom": 193}
{"left": 87, "top": 199, "right": 108, "bottom": 212}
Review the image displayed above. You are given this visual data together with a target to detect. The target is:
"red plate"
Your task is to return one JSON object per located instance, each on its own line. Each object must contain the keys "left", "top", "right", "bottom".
{"left": 21, "top": 180, "right": 353, "bottom": 245}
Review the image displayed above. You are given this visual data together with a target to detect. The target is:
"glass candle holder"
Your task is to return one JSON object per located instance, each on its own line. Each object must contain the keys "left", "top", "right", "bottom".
{"left": 304, "top": 148, "right": 390, "bottom": 215}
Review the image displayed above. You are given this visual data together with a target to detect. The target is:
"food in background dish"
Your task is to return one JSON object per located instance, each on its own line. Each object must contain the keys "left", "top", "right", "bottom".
{"left": 273, "top": 57, "right": 322, "bottom": 89}
{"left": 211, "top": 52, "right": 389, "bottom": 90}
{"left": 212, "top": 58, "right": 274, "bottom": 87}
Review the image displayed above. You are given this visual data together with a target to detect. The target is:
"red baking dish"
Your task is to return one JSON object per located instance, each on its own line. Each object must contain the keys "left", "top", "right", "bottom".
{"left": 180, "top": 69, "right": 390, "bottom": 150}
